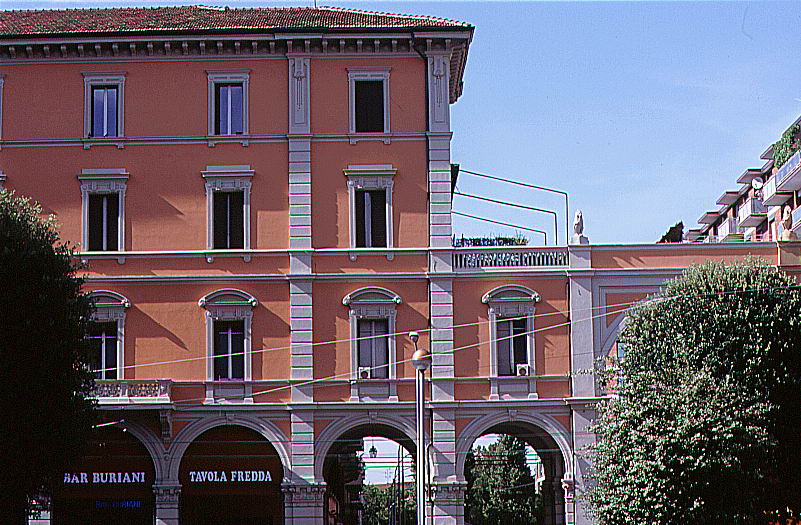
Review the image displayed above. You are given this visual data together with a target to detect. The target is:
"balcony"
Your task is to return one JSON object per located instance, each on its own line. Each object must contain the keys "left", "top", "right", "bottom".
{"left": 92, "top": 379, "right": 171, "bottom": 404}
{"left": 717, "top": 217, "right": 742, "bottom": 242}
{"left": 762, "top": 175, "right": 792, "bottom": 206}
{"left": 737, "top": 197, "right": 767, "bottom": 228}
{"left": 452, "top": 246, "right": 568, "bottom": 271}
{"left": 775, "top": 150, "right": 801, "bottom": 192}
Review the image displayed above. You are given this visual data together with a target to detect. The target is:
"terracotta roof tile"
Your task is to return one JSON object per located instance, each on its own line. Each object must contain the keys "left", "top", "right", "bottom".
{"left": 0, "top": 5, "right": 472, "bottom": 37}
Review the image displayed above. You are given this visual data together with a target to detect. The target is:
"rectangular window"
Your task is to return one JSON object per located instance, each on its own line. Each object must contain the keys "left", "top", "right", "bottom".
{"left": 213, "top": 320, "right": 245, "bottom": 380}
{"left": 497, "top": 318, "right": 528, "bottom": 376}
{"left": 357, "top": 319, "right": 389, "bottom": 379}
{"left": 212, "top": 191, "right": 245, "bottom": 249}
{"left": 89, "top": 321, "right": 117, "bottom": 380}
{"left": 355, "top": 189, "right": 387, "bottom": 248}
{"left": 87, "top": 193, "right": 119, "bottom": 251}
{"left": 83, "top": 72, "right": 125, "bottom": 138}
{"left": 214, "top": 83, "right": 244, "bottom": 135}
{"left": 354, "top": 80, "right": 385, "bottom": 133}
{"left": 91, "top": 86, "right": 118, "bottom": 137}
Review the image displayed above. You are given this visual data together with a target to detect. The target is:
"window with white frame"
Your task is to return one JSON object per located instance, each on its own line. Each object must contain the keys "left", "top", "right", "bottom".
{"left": 344, "top": 165, "right": 395, "bottom": 248}
{"left": 83, "top": 72, "right": 125, "bottom": 138}
{"left": 87, "top": 291, "right": 130, "bottom": 380}
{"left": 202, "top": 165, "right": 253, "bottom": 250}
{"left": 78, "top": 169, "right": 127, "bottom": 252}
{"left": 207, "top": 70, "right": 249, "bottom": 136}
{"left": 348, "top": 67, "right": 390, "bottom": 133}
{"left": 343, "top": 287, "right": 402, "bottom": 380}
{"left": 198, "top": 289, "right": 257, "bottom": 381}
{"left": 482, "top": 285, "right": 540, "bottom": 377}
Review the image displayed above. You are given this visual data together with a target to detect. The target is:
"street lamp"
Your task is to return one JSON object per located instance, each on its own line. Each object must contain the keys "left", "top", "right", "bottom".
{"left": 410, "top": 332, "right": 431, "bottom": 525}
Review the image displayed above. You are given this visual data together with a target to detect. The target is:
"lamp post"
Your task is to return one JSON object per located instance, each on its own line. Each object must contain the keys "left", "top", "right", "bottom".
{"left": 410, "top": 332, "right": 431, "bottom": 525}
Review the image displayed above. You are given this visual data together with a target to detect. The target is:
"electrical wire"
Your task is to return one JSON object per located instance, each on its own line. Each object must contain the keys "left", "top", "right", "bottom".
{"left": 451, "top": 211, "right": 548, "bottom": 244}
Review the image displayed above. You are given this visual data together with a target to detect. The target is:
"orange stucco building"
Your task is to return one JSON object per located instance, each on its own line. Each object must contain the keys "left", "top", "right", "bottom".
{"left": 2, "top": 6, "right": 798, "bottom": 525}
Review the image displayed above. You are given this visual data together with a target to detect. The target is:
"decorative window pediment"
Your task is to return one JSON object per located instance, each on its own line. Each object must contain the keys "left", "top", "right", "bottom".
{"left": 343, "top": 286, "right": 402, "bottom": 318}
{"left": 198, "top": 288, "right": 258, "bottom": 319}
{"left": 482, "top": 285, "right": 541, "bottom": 317}
{"left": 199, "top": 289, "right": 257, "bottom": 385}
{"left": 89, "top": 290, "right": 131, "bottom": 321}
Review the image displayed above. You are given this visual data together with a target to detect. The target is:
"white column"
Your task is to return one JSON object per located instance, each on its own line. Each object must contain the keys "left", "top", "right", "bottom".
{"left": 283, "top": 482, "right": 326, "bottom": 525}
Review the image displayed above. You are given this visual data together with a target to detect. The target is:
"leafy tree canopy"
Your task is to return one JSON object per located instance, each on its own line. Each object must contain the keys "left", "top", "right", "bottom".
{"left": 587, "top": 260, "right": 801, "bottom": 524}
{"left": 465, "top": 435, "right": 542, "bottom": 525}
{"left": 0, "top": 191, "right": 95, "bottom": 520}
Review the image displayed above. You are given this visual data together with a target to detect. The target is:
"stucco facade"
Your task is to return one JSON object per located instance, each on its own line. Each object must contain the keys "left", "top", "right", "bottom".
{"left": 3, "top": 7, "right": 798, "bottom": 525}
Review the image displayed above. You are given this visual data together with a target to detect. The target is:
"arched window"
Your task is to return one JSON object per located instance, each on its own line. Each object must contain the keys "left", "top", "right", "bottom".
{"left": 342, "top": 287, "right": 402, "bottom": 382}
{"left": 88, "top": 290, "right": 130, "bottom": 380}
{"left": 199, "top": 289, "right": 257, "bottom": 383}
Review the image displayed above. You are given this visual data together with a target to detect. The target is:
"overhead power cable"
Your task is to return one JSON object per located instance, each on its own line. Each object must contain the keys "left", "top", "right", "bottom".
{"left": 453, "top": 190, "right": 558, "bottom": 245}
{"left": 459, "top": 168, "right": 569, "bottom": 244}
{"left": 452, "top": 211, "right": 547, "bottom": 244}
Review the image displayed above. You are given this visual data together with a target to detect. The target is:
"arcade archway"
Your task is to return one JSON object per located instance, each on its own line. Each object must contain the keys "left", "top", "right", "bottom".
{"left": 52, "top": 427, "right": 156, "bottom": 525}
{"left": 179, "top": 425, "right": 285, "bottom": 525}
{"left": 321, "top": 423, "right": 415, "bottom": 525}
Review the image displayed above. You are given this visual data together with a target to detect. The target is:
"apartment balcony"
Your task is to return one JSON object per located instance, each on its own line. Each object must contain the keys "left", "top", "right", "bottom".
{"left": 717, "top": 217, "right": 742, "bottom": 242}
{"left": 92, "top": 379, "right": 171, "bottom": 404}
{"left": 452, "top": 246, "right": 568, "bottom": 271}
{"left": 775, "top": 150, "right": 801, "bottom": 192}
{"left": 762, "top": 175, "right": 792, "bottom": 206}
{"left": 737, "top": 197, "right": 767, "bottom": 228}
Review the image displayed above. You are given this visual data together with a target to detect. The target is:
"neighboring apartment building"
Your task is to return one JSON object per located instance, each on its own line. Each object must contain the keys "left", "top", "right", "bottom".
{"left": 2, "top": 7, "right": 798, "bottom": 525}
{"left": 689, "top": 117, "right": 801, "bottom": 243}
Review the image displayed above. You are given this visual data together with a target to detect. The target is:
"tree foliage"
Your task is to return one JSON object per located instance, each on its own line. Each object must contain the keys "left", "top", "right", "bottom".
{"left": 361, "top": 485, "right": 414, "bottom": 525}
{"left": 0, "top": 191, "right": 95, "bottom": 519}
{"left": 465, "top": 435, "right": 542, "bottom": 525}
{"left": 587, "top": 260, "right": 801, "bottom": 524}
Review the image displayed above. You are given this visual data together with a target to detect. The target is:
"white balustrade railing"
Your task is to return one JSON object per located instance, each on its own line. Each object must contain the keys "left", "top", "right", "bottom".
{"left": 452, "top": 247, "right": 568, "bottom": 270}
{"left": 93, "top": 379, "right": 171, "bottom": 402}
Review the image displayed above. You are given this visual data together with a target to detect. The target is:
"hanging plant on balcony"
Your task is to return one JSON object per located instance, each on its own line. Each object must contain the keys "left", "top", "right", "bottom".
{"left": 772, "top": 124, "right": 801, "bottom": 170}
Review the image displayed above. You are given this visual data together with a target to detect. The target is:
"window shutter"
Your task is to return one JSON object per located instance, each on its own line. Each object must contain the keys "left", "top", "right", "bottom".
{"left": 106, "top": 87, "right": 118, "bottom": 137}
{"left": 373, "top": 319, "right": 389, "bottom": 378}
{"left": 230, "top": 321, "right": 245, "bottom": 380}
{"left": 230, "top": 84, "right": 244, "bottom": 135}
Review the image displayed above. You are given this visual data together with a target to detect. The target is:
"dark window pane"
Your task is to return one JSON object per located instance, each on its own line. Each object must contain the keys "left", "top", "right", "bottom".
{"left": 228, "top": 191, "right": 244, "bottom": 249}
{"left": 355, "top": 190, "right": 367, "bottom": 247}
{"left": 497, "top": 320, "right": 512, "bottom": 376}
{"left": 92, "top": 88, "right": 105, "bottom": 137}
{"left": 355, "top": 81, "right": 384, "bottom": 132}
{"left": 357, "top": 319, "right": 372, "bottom": 368}
{"left": 214, "top": 320, "right": 245, "bottom": 380}
{"left": 213, "top": 192, "right": 244, "bottom": 249}
{"left": 105, "top": 194, "right": 119, "bottom": 251}
{"left": 512, "top": 318, "right": 528, "bottom": 367}
{"left": 357, "top": 319, "right": 388, "bottom": 378}
{"left": 215, "top": 84, "right": 228, "bottom": 135}
{"left": 369, "top": 190, "right": 387, "bottom": 247}
{"left": 89, "top": 322, "right": 117, "bottom": 379}
{"left": 88, "top": 195, "right": 105, "bottom": 251}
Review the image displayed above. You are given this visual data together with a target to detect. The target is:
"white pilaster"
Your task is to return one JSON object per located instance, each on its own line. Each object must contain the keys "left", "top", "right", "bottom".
{"left": 153, "top": 483, "right": 181, "bottom": 525}
{"left": 429, "top": 279, "right": 454, "bottom": 400}
{"left": 290, "top": 280, "right": 314, "bottom": 402}
{"left": 568, "top": 246, "right": 595, "bottom": 397}
{"left": 571, "top": 405, "right": 596, "bottom": 525}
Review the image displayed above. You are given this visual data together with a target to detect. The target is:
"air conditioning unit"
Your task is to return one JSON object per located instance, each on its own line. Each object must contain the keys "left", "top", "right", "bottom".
{"left": 358, "top": 367, "right": 372, "bottom": 380}
{"left": 516, "top": 364, "right": 531, "bottom": 376}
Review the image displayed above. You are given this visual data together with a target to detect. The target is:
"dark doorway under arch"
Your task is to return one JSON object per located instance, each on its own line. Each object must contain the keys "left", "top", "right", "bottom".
{"left": 179, "top": 425, "right": 285, "bottom": 525}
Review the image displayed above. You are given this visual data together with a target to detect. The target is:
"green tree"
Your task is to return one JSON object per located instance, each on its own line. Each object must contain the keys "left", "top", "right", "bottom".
{"left": 587, "top": 260, "right": 801, "bottom": 524}
{"left": 465, "top": 435, "right": 542, "bottom": 525}
{"left": 361, "top": 485, "right": 414, "bottom": 525}
{"left": 0, "top": 191, "right": 95, "bottom": 522}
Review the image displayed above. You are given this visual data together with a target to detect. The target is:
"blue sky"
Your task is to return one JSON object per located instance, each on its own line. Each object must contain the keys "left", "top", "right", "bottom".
{"left": 4, "top": 0, "right": 801, "bottom": 244}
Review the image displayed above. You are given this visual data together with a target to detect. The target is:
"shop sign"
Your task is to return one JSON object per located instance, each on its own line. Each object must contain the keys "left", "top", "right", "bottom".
{"left": 188, "top": 470, "right": 272, "bottom": 482}
{"left": 63, "top": 472, "right": 146, "bottom": 484}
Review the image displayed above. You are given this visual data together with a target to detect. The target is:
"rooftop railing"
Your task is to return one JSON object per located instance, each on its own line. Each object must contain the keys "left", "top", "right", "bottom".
{"left": 452, "top": 246, "right": 568, "bottom": 270}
